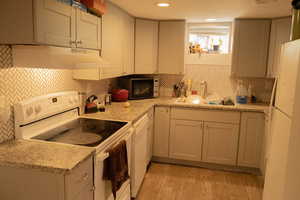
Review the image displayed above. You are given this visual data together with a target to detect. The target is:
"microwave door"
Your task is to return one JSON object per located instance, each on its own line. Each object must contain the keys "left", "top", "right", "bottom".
{"left": 131, "top": 79, "right": 154, "bottom": 99}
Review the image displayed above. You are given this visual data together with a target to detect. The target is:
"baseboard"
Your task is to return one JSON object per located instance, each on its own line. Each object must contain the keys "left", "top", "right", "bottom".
{"left": 151, "top": 156, "right": 262, "bottom": 175}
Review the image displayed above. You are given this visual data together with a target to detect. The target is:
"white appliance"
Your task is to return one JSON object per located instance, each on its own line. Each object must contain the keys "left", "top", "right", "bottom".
{"left": 263, "top": 39, "right": 300, "bottom": 200}
{"left": 14, "top": 91, "right": 133, "bottom": 200}
{"left": 131, "top": 114, "right": 149, "bottom": 198}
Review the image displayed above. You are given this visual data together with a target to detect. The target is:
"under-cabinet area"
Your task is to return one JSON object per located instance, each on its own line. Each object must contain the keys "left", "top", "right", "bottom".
{"left": 153, "top": 106, "right": 265, "bottom": 171}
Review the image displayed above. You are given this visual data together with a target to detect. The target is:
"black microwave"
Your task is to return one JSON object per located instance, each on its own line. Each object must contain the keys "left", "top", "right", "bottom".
{"left": 118, "top": 77, "right": 159, "bottom": 100}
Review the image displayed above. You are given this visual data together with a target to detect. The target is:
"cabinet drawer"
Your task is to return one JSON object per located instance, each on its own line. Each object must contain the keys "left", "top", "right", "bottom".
{"left": 65, "top": 156, "right": 93, "bottom": 200}
{"left": 171, "top": 108, "right": 240, "bottom": 124}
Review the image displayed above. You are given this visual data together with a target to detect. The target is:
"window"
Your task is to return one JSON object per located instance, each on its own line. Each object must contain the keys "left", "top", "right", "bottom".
{"left": 188, "top": 22, "right": 232, "bottom": 54}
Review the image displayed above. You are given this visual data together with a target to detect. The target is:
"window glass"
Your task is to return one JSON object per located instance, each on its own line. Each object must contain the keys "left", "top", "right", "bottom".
{"left": 188, "top": 23, "right": 232, "bottom": 54}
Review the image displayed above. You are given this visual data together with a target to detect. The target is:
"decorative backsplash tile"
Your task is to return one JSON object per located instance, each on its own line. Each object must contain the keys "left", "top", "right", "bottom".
{"left": 159, "top": 64, "right": 274, "bottom": 103}
{"left": 0, "top": 45, "right": 112, "bottom": 143}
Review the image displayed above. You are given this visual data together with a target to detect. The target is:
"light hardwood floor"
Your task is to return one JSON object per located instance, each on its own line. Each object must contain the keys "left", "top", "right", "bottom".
{"left": 136, "top": 163, "right": 263, "bottom": 200}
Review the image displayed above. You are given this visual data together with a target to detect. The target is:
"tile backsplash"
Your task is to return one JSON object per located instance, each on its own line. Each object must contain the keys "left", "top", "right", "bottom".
{"left": 0, "top": 45, "right": 274, "bottom": 143}
{"left": 0, "top": 45, "right": 112, "bottom": 143}
{"left": 159, "top": 64, "right": 274, "bottom": 103}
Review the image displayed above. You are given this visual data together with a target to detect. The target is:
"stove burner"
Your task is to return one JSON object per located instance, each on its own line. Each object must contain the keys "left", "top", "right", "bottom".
{"left": 33, "top": 118, "right": 127, "bottom": 147}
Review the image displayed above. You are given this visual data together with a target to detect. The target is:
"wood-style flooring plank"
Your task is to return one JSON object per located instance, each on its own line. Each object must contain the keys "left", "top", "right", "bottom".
{"left": 136, "top": 163, "right": 263, "bottom": 200}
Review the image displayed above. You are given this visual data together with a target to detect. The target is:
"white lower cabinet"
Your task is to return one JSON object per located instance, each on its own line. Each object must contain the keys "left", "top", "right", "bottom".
{"left": 153, "top": 107, "right": 170, "bottom": 157}
{"left": 169, "top": 120, "right": 203, "bottom": 161}
{"left": 147, "top": 108, "right": 154, "bottom": 164}
{"left": 0, "top": 156, "right": 93, "bottom": 200}
{"left": 202, "top": 122, "right": 239, "bottom": 166}
{"left": 238, "top": 112, "right": 265, "bottom": 168}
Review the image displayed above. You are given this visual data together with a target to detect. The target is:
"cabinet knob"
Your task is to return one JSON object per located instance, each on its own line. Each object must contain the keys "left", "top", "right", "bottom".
{"left": 70, "top": 41, "right": 76, "bottom": 44}
{"left": 77, "top": 40, "right": 83, "bottom": 44}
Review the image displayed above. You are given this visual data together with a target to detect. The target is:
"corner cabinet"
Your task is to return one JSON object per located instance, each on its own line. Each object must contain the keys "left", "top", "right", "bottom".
{"left": 0, "top": 0, "right": 101, "bottom": 50}
{"left": 135, "top": 19, "right": 159, "bottom": 74}
{"left": 231, "top": 19, "right": 271, "bottom": 77}
{"left": 169, "top": 120, "right": 203, "bottom": 161}
{"left": 158, "top": 21, "right": 186, "bottom": 74}
{"left": 202, "top": 122, "right": 239, "bottom": 165}
{"left": 153, "top": 107, "right": 170, "bottom": 157}
{"left": 122, "top": 13, "right": 135, "bottom": 75}
{"left": 238, "top": 112, "right": 265, "bottom": 168}
{"left": 101, "top": 2, "right": 135, "bottom": 76}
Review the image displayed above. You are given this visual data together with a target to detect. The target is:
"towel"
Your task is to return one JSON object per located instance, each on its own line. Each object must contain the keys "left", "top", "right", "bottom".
{"left": 103, "top": 140, "right": 129, "bottom": 199}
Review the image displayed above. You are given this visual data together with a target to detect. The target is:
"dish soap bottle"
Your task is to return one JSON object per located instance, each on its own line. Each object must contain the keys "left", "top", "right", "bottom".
{"left": 236, "top": 80, "right": 248, "bottom": 104}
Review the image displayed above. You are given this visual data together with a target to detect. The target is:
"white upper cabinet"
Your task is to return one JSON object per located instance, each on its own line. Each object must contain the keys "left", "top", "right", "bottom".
{"left": 231, "top": 19, "right": 271, "bottom": 78}
{"left": 135, "top": 19, "right": 159, "bottom": 74}
{"left": 101, "top": 2, "right": 124, "bottom": 75}
{"left": 267, "top": 17, "right": 292, "bottom": 78}
{"left": 238, "top": 112, "right": 264, "bottom": 168}
{"left": 76, "top": 9, "right": 101, "bottom": 50}
{"left": 158, "top": 21, "right": 185, "bottom": 74}
{"left": 35, "top": 0, "right": 76, "bottom": 48}
{"left": 122, "top": 13, "right": 135, "bottom": 75}
{"left": 0, "top": 0, "right": 101, "bottom": 50}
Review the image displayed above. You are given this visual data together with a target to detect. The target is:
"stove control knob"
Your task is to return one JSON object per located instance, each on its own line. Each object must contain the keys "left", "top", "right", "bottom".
{"left": 34, "top": 105, "right": 42, "bottom": 114}
{"left": 26, "top": 107, "right": 33, "bottom": 117}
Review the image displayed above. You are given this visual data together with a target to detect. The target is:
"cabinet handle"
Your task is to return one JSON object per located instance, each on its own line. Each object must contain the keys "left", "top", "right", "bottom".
{"left": 77, "top": 40, "right": 83, "bottom": 44}
{"left": 70, "top": 41, "right": 76, "bottom": 44}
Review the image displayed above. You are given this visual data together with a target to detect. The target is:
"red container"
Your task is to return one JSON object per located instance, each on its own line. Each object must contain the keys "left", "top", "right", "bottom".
{"left": 81, "top": 0, "right": 107, "bottom": 15}
{"left": 111, "top": 89, "right": 129, "bottom": 102}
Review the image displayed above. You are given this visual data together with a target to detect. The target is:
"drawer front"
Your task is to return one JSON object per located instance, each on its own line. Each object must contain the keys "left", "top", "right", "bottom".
{"left": 171, "top": 108, "right": 240, "bottom": 124}
{"left": 65, "top": 156, "right": 94, "bottom": 200}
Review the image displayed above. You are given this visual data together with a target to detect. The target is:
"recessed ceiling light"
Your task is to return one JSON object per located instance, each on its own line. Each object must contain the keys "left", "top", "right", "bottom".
{"left": 206, "top": 18, "right": 217, "bottom": 22}
{"left": 156, "top": 2, "right": 171, "bottom": 7}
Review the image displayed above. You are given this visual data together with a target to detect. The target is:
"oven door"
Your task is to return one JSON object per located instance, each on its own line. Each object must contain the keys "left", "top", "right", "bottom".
{"left": 131, "top": 78, "right": 154, "bottom": 99}
{"left": 94, "top": 130, "right": 133, "bottom": 200}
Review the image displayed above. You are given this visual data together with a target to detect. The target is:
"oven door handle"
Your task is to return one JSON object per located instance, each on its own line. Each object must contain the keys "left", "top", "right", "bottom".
{"left": 96, "top": 152, "right": 109, "bottom": 162}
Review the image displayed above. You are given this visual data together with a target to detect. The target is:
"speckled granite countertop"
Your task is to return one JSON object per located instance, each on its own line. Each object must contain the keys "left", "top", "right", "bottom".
{"left": 0, "top": 139, "right": 95, "bottom": 174}
{"left": 82, "top": 97, "right": 269, "bottom": 123}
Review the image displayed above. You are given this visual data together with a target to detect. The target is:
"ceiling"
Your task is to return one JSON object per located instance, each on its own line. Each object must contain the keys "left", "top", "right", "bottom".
{"left": 109, "top": 0, "right": 292, "bottom": 21}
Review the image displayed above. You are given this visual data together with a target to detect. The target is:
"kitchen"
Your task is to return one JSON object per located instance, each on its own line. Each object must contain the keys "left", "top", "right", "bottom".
{"left": 0, "top": 0, "right": 299, "bottom": 200}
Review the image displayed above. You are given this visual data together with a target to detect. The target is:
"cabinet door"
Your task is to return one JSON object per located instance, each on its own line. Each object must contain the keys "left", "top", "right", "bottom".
{"left": 122, "top": 13, "right": 135, "bottom": 75}
{"left": 72, "top": 185, "right": 94, "bottom": 200}
{"left": 76, "top": 9, "right": 101, "bottom": 50}
{"left": 101, "top": 2, "right": 123, "bottom": 75}
{"left": 267, "top": 17, "right": 292, "bottom": 78}
{"left": 238, "top": 112, "right": 264, "bottom": 168}
{"left": 232, "top": 19, "right": 271, "bottom": 77}
{"left": 34, "top": 0, "right": 76, "bottom": 47}
{"left": 158, "top": 21, "right": 185, "bottom": 74}
{"left": 153, "top": 107, "right": 170, "bottom": 157}
{"left": 135, "top": 19, "right": 159, "bottom": 74}
{"left": 170, "top": 120, "right": 203, "bottom": 161}
{"left": 203, "top": 122, "right": 239, "bottom": 165}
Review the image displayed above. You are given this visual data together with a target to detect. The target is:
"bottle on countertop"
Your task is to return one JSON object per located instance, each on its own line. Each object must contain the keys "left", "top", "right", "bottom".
{"left": 247, "top": 84, "right": 252, "bottom": 104}
{"left": 236, "top": 80, "right": 248, "bottom": 104}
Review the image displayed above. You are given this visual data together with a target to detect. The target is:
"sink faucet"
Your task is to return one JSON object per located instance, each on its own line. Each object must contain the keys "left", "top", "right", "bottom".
{"left": 199, "top": 81, "right": 207, "bottom": 99}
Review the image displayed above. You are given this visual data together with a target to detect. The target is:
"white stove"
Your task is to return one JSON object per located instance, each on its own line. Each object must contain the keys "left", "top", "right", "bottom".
{"left": 14, "top": 91, "right": 133, "bottom": 200}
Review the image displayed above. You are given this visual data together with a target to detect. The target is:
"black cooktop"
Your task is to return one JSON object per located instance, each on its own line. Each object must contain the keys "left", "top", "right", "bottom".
{"left": 33, "top": 118, "right": 127, "bottom": 147}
